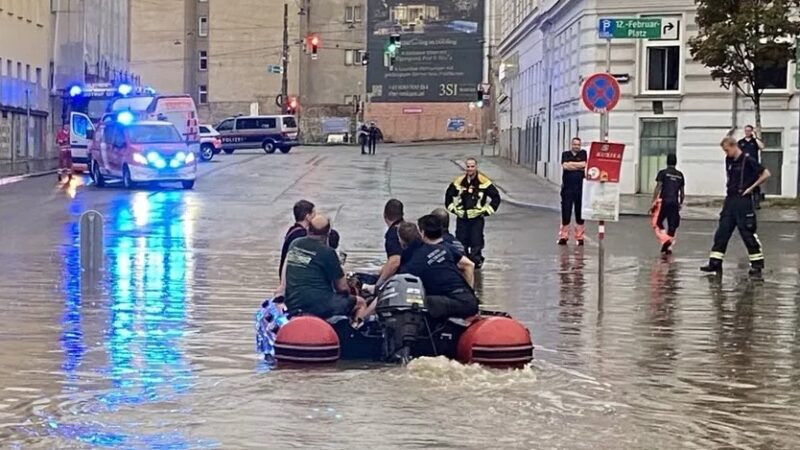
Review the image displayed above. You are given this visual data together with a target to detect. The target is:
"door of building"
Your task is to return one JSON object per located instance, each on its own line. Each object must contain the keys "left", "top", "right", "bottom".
{"left": 638, "top": 119, "right": 677, "bottom": 193}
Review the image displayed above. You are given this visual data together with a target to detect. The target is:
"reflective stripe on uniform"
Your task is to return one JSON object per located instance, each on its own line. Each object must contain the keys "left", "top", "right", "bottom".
{"left": 748, "top": 253, "right": 765, "bottom": 261}
{"left": 483, "top": 204, "right": 495, "bottom": 215}
{"left": 709, "top": 251, "right": 725, "bottom": 260}
{"left": 753, "top": 233, "right": 763, "bottom": 251}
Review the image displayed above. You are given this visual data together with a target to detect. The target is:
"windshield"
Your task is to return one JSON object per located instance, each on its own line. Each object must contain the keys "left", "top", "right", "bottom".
{"left": 125, "top": 125, "right": 183, "bottom": 144}
{"left": 111, "top": 96, "right": 155, "bottom": 112}
{"left": 87, "top": 99, "right": 110, "bottom": 120}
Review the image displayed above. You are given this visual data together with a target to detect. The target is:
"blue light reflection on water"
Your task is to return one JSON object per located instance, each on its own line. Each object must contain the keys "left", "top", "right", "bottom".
{"left": 53, "top": 190, "right": 216, "bottom": 448}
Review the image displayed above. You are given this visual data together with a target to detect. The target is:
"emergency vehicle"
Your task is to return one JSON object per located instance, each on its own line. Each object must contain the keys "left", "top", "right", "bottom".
{"left": 88, "top": 111, "right": 197, "bottom": 190}
{"left": 64, "top": 83, "right": 153, "bottom": 171}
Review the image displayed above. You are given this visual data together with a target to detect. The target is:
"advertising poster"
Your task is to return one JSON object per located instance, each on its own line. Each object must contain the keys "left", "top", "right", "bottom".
{"left": 366, "top": 0, "right": 485, "bottom": 102}
{"left": 582, "top": 141, "right": 626, "bottom": 221}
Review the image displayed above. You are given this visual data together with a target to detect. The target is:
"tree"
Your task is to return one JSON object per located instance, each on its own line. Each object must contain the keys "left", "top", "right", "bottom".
{"left": 689, "top": 0, "right": 800, "bottom": 135}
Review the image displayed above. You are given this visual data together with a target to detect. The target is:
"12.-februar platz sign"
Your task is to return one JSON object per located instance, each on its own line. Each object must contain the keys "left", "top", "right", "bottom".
{"left": 582, "top": 142, "right": 626, "bottom": 222}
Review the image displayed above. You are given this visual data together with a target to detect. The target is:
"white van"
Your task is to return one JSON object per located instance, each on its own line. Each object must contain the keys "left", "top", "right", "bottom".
{"left": 109, "top": 95, "right": 200, "bottom": 155}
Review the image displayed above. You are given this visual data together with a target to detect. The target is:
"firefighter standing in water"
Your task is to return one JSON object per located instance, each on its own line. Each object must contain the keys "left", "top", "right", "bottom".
{"left": 445, "top": 157, "right": 501, "bottom": 269}
{"left": 56, "top": 123, "right": 72, "bottom": 182}
{"left": 649, "top": 154, "right": 685, "bottom": 254}
{"left": 700, "top": 136, "right": 771, "bottom": 275}
{"left": 558, "top": 137, "right": 587, "bottom": 246}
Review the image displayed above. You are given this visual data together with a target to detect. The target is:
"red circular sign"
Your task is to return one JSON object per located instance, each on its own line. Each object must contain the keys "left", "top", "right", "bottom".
{"left": 581, "top": 73, "right": 620, "bottom": 113}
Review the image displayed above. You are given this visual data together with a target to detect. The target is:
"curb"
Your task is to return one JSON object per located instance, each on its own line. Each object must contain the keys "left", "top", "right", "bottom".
{"left": 0, "top": 169, "right": 58, "bottom": 187}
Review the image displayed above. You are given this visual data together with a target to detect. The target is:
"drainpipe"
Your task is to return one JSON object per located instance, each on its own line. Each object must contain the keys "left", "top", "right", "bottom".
{"left": 730, "top": 86, "right": 738, "bottom": 135}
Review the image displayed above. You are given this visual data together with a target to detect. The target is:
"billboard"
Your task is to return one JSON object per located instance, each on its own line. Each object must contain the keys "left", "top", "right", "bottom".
{"left": 366, "top": 0, "right": 484, "bottom": 103}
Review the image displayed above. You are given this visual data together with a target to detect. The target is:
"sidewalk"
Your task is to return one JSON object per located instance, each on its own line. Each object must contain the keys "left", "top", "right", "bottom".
{"left": 468, "top": 156, "right": 800, "bottom": 223}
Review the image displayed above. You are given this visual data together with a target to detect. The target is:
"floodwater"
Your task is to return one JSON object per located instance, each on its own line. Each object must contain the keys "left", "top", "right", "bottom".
{"left": 1, "top": 146, "right": 800, "bottom": 449}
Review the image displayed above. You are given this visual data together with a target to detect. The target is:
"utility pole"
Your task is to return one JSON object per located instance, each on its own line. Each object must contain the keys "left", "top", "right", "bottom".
{"left": 281, "top": 3, "right": 289, "bottom": 114}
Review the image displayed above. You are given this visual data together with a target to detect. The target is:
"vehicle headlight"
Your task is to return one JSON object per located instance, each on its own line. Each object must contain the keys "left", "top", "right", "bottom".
{"left": 185, "top": 152, "right": 195, "bottom": 164}
{"left": 146, "top": 152, "right": 161, "bottom": 163}
{"left": 132, "top": 153, "right": 148, "bottom": 165}
{"left": 175, "top": 152, "right": 186, "bottom": 162}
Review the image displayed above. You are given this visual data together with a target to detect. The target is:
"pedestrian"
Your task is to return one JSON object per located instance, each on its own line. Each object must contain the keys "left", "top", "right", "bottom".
{"left": 368, "top": 122, "right": 379, "bottom": 155}
{"left": 737, "top": 125, "right": 765, "bottom": 209}
{"left": 700, "top": 136, "right": 771, "bottom": 275}
{"left": 445, "top": 157, "right": 501, "bottom": 269}
{"left": 649, "top": 153, "right": 685, "bottom": 254}
{"left": 278, "top": 200, "right": 316, "bottom": 279}
{"left": 558, "top": 137, "right": 587, "bottom": 246}
{"left": 358, "top": 123, "right": 369, "bottom": 155}
{"left": 56, "top": 123, "right": 72, "bottom": 182}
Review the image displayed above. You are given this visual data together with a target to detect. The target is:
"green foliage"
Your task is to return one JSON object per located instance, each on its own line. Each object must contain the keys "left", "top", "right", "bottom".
{"left": 689, "top": 0, "right": 800, "bottom": 130}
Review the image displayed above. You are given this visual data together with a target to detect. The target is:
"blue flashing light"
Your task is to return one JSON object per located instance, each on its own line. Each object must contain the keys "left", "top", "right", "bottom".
{"left": 117, "top": 83, "right": 133, "bottom": 96}
{"left": 117, "top": 111, "right": 135, "bottom": 126}
{"left": 175, "top": 152, "right": 186, "bottom": 162}
{"left": 154, "top": 159, "right": 167, "bottom": 170}
{"left": 146, "top": 152, "right": 161, "bottom": 164}
{"left": 68, "top": 85, "right": 83, "bottom": 97}
{"left": 170, "top": 159, "right": 181, "bottom": 169}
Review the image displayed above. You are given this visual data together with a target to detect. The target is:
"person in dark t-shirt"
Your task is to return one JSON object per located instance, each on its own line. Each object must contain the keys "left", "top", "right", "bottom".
{"left": 399, "top": 215, "right": 478, "bottom": 320}
{"left": 558, "top": 137, "right": 587, "bottom": 246}
{"left": 375, "top": 199, "right": 404, "bottom": 288}
{"left": 701, "top": 137, "right": 771, "bottom": 275}
{"left": 280, "top": 215, "right": 372, "bottom": 320}
{"left": 650, "top": 154, "right": 685, "bottom": 254}
{"left": 279, "top": 200, "right": 340, "bottom": 279}
{"left": 431, "top": 207, "right": 465, "bottom": 257}
{"left": 737, "top": 124, "right": 765, "bottom": 209}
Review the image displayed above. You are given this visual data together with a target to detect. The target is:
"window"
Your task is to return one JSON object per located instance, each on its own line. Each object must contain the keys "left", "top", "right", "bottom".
{"left": 755, "top": 63, "right": 789, "bottom": 91}
{"left": 198, "top": 16, "right": 208, "bottom": 37}
{"left": 643, "top": 21, "right": 681, "bottom": 93}
{"left": 25, "top": 64, "right": 30, "bottom": 82}
{"left": 199, "top": 125, "right": 210, "bottom": 134}
{"left": 345, "top": 5, "right": 361, "bottom": 23}
{"left": 17, "top": 62, "right": 21, "bottom": 79}
{"left": 199, "top": 50, "right": 208, "bottom": 71}
{"left": 7, "top": 60, "right": 12, "bottom": 79}
{"left": 761, "top": 131, "right": 782, "bottom": 149}
{"left": 344, "top": 95, "right": 354, "bottom": 105}
{"left": 35, "top": 67, "right": 41, "bottom": 86}
{"left": 198, "top": 84, "right": 208, "bottom": 104}
{"left": 216, "top": 119, "right": 234, "bottom": 131}
{"left": 344, "top": 49, "right": 355, "bottom": 66}
{"left": 236, "top": 118, "right": 277, "bottom": 130}
{"left": 357, "top": 50, "right": 367, "bottom": 65}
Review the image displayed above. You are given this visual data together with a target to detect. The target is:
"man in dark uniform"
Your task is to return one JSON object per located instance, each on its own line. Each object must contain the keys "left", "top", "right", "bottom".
{"left": 445, "top": 157, "right": 501, "bottom": 269}
{"left": 559, "top": 137, "right": 587, "bottom": 246}
{"left": 737, "top": 125, "right": 765, "bottom": 209}
{"left": 367, "top": 122, "right": 379, "bottom": 155}
{"left": 375, "top": 198, "right": 404, "bottom": 287}
{"left": 701, "top": 136, "right": 771, "bottom": 275}
{"left": 650, "top": 153, "right": 685, "bottom": 254}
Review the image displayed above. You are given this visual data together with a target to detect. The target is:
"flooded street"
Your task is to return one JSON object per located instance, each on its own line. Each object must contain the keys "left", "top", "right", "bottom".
{"left": 1, "top": 144, "right": 799, "bottom": 449}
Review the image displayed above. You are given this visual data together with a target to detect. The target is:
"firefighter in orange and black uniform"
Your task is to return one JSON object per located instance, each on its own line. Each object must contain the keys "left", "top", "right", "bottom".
{"left": 445, "top": 157, "right": 501, "bottom": 270}
{"left": 56, "top": 123, "right": 72, "bottom": 182}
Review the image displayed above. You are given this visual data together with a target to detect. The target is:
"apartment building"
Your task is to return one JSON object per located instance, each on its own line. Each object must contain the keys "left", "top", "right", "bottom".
{"left": 0, "top": 0, "right": 52, "bottom": 176}
{"left": 496, "top": 0, "right": 799, "bottom": 197}
{"left": 130, "top": 0, "right": 366, "bottom": 139}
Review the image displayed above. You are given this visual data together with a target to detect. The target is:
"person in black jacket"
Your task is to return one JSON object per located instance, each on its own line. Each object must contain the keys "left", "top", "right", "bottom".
{"left": 444, "top": 158, "right": 501, "bottom": 269}
{"left": 367, "top": 122, "right": 379, "bottom": 155}
{"left": 278, "top": 199, "right": 339, "bottom": 279}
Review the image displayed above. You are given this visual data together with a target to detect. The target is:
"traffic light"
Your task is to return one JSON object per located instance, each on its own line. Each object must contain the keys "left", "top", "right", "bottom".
{"left": 361, "top": 51, "right": 369, "bottom": 66}
{"left": 308, "top": 35, "right": 320, "bottom": 59}
{"left": 390, "top": 33, "right": 401, "bottom": 49}
{"left": 476, "top": 86, "right": 483, "bottom": 102}
{"left": 286, "top": 96, "right": 299, "bottom": 114}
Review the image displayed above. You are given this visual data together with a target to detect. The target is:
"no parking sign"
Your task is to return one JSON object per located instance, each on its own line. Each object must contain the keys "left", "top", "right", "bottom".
{"left": 581, "top": 73, "right": 620, "bottom": 113}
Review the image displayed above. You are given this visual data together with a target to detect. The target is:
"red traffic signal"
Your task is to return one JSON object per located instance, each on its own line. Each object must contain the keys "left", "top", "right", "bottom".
{"left": 310, "top": 36, "right": 320, "bottom": 47}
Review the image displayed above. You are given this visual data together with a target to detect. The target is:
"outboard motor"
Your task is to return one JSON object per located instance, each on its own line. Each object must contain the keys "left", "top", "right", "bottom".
{"left": 375, "top": 274, "right": 427, "bottom": 363}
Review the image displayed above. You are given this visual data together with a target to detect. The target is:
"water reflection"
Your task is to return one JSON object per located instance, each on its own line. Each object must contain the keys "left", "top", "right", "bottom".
{"left": 53, "top": 191, "right": 210, "bottom": 447}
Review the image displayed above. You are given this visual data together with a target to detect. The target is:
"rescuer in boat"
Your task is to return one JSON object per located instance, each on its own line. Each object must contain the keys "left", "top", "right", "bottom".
{"left": 397, "top": 215, "right": 479, "bottom": 320}
{"left": 277, "top": 215, "right": 373, "bottom": 321}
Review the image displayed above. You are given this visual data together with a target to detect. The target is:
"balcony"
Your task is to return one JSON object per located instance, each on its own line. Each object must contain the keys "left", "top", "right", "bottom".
{"left": 0, "top": 76, "right": 49, "bottom": 113}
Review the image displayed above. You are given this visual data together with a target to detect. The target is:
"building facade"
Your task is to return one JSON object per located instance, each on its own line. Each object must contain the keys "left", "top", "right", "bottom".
{"left": 496, "top": 0, "right": 799, "bottom": 197}
{"left": 0, "top": 0, "right": 52, "bottom": 176}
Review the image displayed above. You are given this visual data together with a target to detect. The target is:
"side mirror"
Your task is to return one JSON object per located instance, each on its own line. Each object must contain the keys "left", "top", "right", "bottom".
{"left": 86, "top": 129, "right": 95, "bottom": 140}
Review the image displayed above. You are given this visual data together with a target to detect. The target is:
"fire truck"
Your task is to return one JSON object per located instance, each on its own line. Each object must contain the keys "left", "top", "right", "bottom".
{"left": 64, "top": 83, "right": 154, "bottom": 171}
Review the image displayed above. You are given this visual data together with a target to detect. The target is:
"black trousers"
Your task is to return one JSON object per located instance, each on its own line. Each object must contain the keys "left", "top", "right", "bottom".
{"left": 710, "top": 195, "right": 764, "bottom": 267}
{"left": 456, "top": 216, "right": 485, "bottom": 263}
{"left": 426, "top": 289, "right": 479, "bottom": 320}
{"left": 368, "top": 139, "right": 377, "bottom": 154}
{"left": 360, "top": 137, "right": 367, "bottom": 154}
{"left": 560, "top": 186, "right": 584, "bottom": 225}
{"left": 656, "top": 201, "right": 681, "bottom": 237}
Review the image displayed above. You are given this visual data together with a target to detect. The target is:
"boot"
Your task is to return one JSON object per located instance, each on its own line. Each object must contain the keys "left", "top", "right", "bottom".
{"left": 557, "top": 224, "right": 569, "bottom": 246}
{"left": 575, "top": 224, "right": 585, "bottom": 246}
{"left": 700, "top": 259, "right": 723, "bottom": 274}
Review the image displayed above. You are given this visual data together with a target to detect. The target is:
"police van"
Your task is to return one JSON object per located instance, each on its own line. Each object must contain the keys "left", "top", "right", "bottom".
{"left": 215, "top": 115, "right": 299, "bottom": 154}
